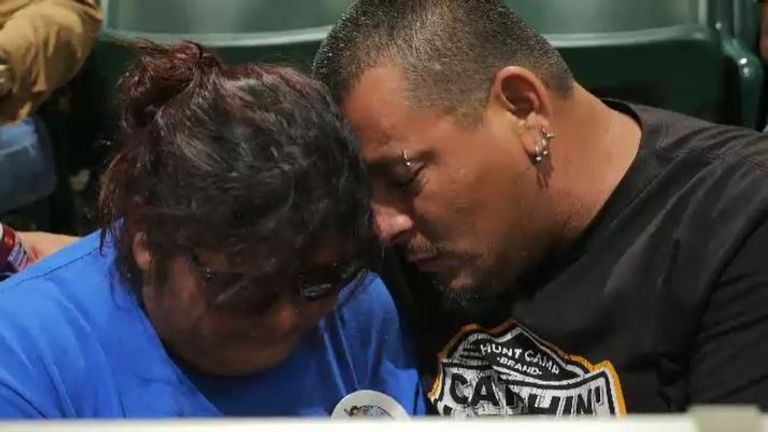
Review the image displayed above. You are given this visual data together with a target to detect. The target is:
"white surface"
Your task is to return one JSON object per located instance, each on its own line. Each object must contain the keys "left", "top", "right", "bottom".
{"left": 0, "top": 417, "right": 701, "bottom": 432}
{"left": 2, "top": 411, "right": 768, "bottom": 432}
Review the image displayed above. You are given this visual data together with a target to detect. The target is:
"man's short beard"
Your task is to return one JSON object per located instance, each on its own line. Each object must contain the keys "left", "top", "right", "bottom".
{"left": 429, "top": 272, "right": 515, "bottom": 324}
{"left": 437, "top": 286, "right": 502, "bottom": 322}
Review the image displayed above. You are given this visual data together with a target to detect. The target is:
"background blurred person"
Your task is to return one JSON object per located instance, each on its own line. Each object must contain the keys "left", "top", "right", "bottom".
{"left": 0, "top": 0, "right": 100, "bottom": 215}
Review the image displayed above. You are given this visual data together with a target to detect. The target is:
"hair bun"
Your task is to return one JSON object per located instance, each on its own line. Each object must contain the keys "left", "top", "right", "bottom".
{"left": 118, "top": 40, "right": 223, "bottom": 130}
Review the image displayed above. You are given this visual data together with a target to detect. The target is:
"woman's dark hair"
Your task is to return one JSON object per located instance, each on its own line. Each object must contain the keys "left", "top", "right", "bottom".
{"left": 99, "top": 40, "right": 371, "bottom": 297}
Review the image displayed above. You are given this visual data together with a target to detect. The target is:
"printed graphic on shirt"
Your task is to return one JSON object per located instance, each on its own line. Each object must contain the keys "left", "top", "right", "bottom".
{"left": 331, "top": 390, "right": 410, "bottom": 419}
{"left": 429, "top": 320, "right": 626, "bottom": 417}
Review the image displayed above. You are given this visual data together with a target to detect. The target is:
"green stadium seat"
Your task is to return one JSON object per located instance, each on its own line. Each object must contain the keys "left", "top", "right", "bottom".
{"left": 81, "top": 0, "right": 353, "bottom": 149}
{"left": 732, "top": 0, "right": 761, "bottom": 48}
{"left": 98, "top": 0, "right": 351, "bottom": 65}
{"left": 713, "top": 0, "right": 764, "bottom": 128}
{"left": 83, "top": 0, "right": 764, "bottom": 153}
{"left": 711, "top": 0, "right": 764, "bottom": 128}
{"left": 507, "top": 0, "right": 762, "bottom": 128}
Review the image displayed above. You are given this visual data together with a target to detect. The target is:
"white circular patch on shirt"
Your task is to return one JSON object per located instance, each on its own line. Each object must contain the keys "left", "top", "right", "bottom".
{"left": 332, "top": 390, "right": 410, "bottom": 419}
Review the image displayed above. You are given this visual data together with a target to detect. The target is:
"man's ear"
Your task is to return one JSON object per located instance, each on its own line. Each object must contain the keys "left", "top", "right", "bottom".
{"left": 489, "top": 66, "right": 554, "bottom": 159}
{"left": 490, "top": 66, "right": 553, "bottom": 123}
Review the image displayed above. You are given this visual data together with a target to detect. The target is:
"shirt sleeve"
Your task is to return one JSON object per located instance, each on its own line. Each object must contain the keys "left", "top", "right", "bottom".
{"left": 0, "top": 384, "right": 45, "bottom": 417}
{"left": 0, "top": 278, "right": 92, "bottom": 418}
{"left": 0, "top": 0, "right": 102, "bottom": 123}
{"left": 341, "top": 274, "right": 427, "bottom": 416}
{"left": 0, "top": 291, "right": 56, "bottom": 418}
{"left": 688, "top": 218, "right": 768, "bottom": 409}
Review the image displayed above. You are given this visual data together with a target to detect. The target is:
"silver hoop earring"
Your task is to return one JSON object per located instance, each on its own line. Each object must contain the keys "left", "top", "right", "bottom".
{"left": 534, "top": 128, "right": 556, "bottom": 164}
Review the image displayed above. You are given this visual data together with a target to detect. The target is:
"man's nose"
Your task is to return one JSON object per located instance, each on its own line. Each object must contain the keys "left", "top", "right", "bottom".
{"left": 371, "top": 201, "right": 414, "bottom": 244}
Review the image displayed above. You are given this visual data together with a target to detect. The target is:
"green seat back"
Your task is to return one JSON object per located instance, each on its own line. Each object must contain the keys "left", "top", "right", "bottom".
{"left": 507, "top": 0, "right": 725, "bottom": 122}
{"left": 99, "top": 0, "right": 352, "bottom": 66}
{"left": 732, "top": 0, "right": 761, "bottom": 48}
{"left": 83, "top": 0, "right": 353, "bottom": 142}
{"left": 105, "top": 0, "right": 349, "bottom": 34}
{"left": 705, "top": 0, "right": 763, "bottom": 127}
{"left": 509, "top": 0, "right": 704, "bottom": 34}
{"left": 83, "top": 0, "right": 764, "bottom": 150}
{"left": 729, "top": 0, "right": 765, "bottom": 129}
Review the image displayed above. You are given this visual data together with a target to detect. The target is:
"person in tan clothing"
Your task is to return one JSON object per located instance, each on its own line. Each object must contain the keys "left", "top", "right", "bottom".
{"left": 0, "top": 0, "right": 101, "bottom": 123}
{"left": 0, "top": 0, "right": 100, "bottom": 215}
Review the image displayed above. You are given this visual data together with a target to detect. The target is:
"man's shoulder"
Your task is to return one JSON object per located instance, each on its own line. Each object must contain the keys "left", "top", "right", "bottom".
{"left": 617, "top": 103, "right": 768, "bottom": 226}
{"left": 627, "top": 103, "right": 768, "bottom": 170}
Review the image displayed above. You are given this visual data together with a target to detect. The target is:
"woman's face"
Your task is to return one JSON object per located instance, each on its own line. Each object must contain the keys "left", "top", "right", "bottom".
{"left": 135, "top": 236, "right": 361, "bottom": 376}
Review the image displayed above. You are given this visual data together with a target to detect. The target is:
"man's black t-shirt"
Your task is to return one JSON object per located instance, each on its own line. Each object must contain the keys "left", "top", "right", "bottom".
{"left": 383, "top": 101, "right": 768, "bottom": 416}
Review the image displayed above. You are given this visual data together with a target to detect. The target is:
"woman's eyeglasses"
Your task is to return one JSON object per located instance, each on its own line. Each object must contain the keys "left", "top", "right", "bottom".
{"left": 186, "top": 251, "right": 365, "bottom": 311}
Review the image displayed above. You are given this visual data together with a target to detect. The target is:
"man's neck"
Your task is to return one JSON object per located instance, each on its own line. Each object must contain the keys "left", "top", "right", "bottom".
{"left": 547, "top": 85, "right": 642, "bottom": 249}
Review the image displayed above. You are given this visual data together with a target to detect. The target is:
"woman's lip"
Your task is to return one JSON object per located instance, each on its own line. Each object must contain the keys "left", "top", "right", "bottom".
{"left": 410, "top": 255, "right": 447, "bottom": 272}
{"left": 222, "top": 323, "right": 305, "bottom": 343}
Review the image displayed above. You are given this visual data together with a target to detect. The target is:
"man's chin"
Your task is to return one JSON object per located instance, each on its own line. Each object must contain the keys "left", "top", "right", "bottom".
{"left": 431, "top": 271, "right": 510, "bottom": 323}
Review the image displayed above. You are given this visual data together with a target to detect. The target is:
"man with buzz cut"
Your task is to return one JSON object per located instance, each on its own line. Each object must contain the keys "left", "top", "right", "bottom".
{"left": 313, "top": 0, "right": 768, "bottom": 416}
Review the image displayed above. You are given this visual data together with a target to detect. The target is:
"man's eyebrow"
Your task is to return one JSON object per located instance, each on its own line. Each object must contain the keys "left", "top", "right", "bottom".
{"left": 362, "top": 132, "right": 397, "bottom": 168}
{"left": 366, "top": 154, "right": 404, "bottom": 172}
{"left": 366, "top": 148, "right": 427, "bottom": 173}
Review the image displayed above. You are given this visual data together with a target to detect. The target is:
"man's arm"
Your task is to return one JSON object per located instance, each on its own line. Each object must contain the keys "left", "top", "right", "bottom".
{"left": 0, "top": 0, "right": 101, "bottom": 123}
{"left": 16, "top": 231, "right": 79, "bottom": 263}
{"left": 688, "top": 218, "right": 768, "bottom": 409}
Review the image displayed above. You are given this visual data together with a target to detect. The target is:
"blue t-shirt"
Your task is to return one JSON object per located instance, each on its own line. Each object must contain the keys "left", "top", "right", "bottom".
{"left": 0, "top": 232, "right": 425, "bottom": 417}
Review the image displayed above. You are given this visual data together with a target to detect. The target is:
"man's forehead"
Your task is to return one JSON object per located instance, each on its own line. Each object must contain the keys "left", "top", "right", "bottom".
{"left": 341, "top": 66, "right": 407, "bottom": 135}
{"left": 349, "top": 110, "right": 449, "bottom": 170}
{"left": 348, "top": 64, "right": 407, "bottom": 99}
{"left": 342, "top": 92, "right": 404, "bottom": 164}
{"left": 340, "top": 64, "right": 450, "bottom": 167}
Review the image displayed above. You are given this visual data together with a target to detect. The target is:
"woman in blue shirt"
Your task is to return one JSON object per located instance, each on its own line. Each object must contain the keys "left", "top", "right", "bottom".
{"left": 0, "top": 41, "right": 424, "bottom": 418}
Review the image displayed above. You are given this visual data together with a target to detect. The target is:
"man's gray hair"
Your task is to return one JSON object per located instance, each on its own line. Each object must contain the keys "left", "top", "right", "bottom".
{"left": 313, "top": 0, "right": 574, "bottom": 122}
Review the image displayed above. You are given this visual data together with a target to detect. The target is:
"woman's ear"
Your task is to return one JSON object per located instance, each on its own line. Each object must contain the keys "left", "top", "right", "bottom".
{"left": 132, "top": 232, "right": 152, "bottom": 273}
